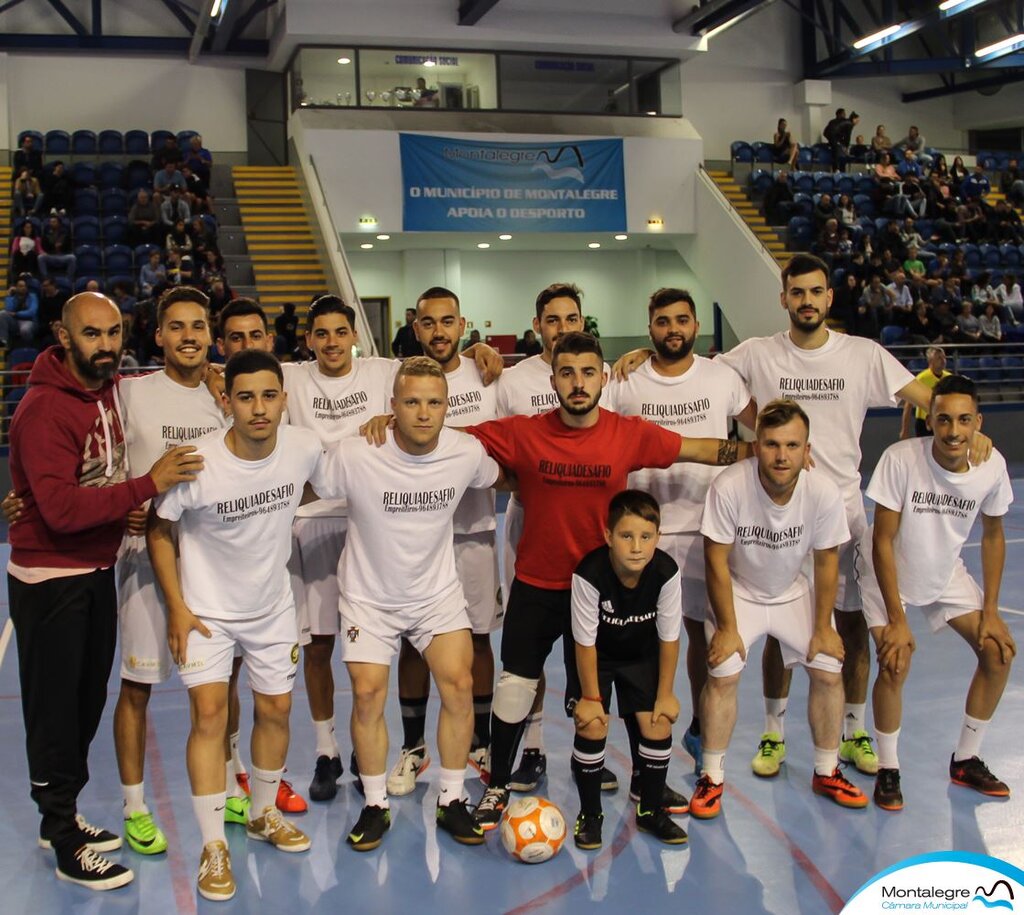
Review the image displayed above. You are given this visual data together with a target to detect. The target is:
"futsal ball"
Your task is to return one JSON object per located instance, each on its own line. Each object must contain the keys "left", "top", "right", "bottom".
{"left": 500, "top": 796, "right": 567, "bottom": 864}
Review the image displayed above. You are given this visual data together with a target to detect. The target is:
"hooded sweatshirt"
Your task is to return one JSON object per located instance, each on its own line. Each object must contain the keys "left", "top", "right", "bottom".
{"left": 8, "top": 346, "right": 158, "bottom": 570}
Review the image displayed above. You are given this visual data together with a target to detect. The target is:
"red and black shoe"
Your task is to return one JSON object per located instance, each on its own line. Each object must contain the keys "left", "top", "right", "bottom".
{"left": 949, "top": 755, "right": 1010, "bottom": 797}
{"left": 812, "top": 767, "right": 868, "bottom": 809}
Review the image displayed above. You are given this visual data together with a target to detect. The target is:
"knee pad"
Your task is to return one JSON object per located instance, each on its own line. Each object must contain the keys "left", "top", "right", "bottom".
{"left": 492, "top": 672, "right": 539, "bottom": 723}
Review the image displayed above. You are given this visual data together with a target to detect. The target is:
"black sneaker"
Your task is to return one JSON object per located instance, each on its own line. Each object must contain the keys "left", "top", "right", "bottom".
{"left": 628, "top": 774, "right": 690, "bottom": 815}
{"left": 346, "top": 805, "right": 391, "bottom": 852}
{"left": 509, "top": 749, "right": 546, "bottom": 792}
{"left": 436, "top": 799, "right": 485, "bottom": 845}
{"left": 874, "top": 768, "right": 904, "bottom": 811}
{"left": 949, "top": 754, "right": 1010, "bottom": 797}
{"left": 573, "top": 812, "right": 604, "bottom": 850}
{"left": 600, "top": 766, "right": 619, "bottom": 792}
{"left": 40, "top": 814, "right": 122, "bottom": 853}
{"left": 309, "top": 755, "right": 343, "bottom": 801}
{"left": 636, "top": 808, "right": 689, "bottom": 845}
{"left": 473, "top": 786, "right": 510, "bottom": 831}
{"left": 55, "top": 845, "right": 134, "bottom": 891}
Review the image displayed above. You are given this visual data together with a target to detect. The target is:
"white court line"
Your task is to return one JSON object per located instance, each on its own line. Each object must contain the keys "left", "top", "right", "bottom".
{"left": 1000, "top": 607, "right": 1024, "bottom": 617}
{"left": 963, "top": 537, "right": 1024, "bottom": 548}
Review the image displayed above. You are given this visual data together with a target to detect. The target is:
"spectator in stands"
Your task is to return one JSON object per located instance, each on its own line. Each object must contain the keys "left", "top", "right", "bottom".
{"left": 931, "top": 299, "right": 958, "bottom": 343}
{"left": 956, "top": 300, "right": 983, "bottom": 345}
{"left": 972, "top": 272, "right": 1001, "bottom": 312}
{"left": 38, "top": 214, "right": 76, "bottom": 283}
{"left": 834, "top": 193, "right": 856, "bottom": 227}
{"left": 10, "top": 222, "right": 42, "bottom": 281}
{"left": 189, "top": 216, "right": 218, "bottom": 260}
{"left": 815, "top": 217, "right": 841, "bottom": 264}
{"left": 84, "top": 279, "right": 101, "bottom": 293}
{"left": 1000, "top": 158, "right": 1024, "bottom": 206}
{"left": 762, "top": 170, "right": 794, "bottom": 225}
{"left": 13, "top": 167, "right": 42, "bottom": 217}
{"left": 35, "top": 276, "right": 65, "bottom": 347}
{"left": 960, "top": 163, "right": 991, "bottom": 201}
{"left": 139, "top": 249, "right": 166, "bottom": 296}
{"left": 931, "top": 276, "right": 963, "bottom": 311}
{"left": 199, "top": 249, "right": 225, "bottom": 289}
{"left": 110, "top": 281, "right": 137, "bottom": 316}
{"left": 930, "top": 154, "right": 949, "bottom": 180}
{"left": 899, "top": 216, "right": 927, "bottom": 251}
{"left": 128, "top": 189, "right": 161, "bottom": 245}
{"left": 822, "top": 108, "right": 846, "bottom": 169}
{"left": 2, "top": 276, "right": 39, "bottom": 346}
{"left": 871, "top": 124, "right": 892, "bottom": 160}
{"left": 207, "top": 277, "right": 233, "bottom": 317}
{"left": 900, "top": 346, "right": 949, "bottom": 437}
{"left": 896, "top": 125, "right": 933, "bottom": 167}
{"left": 771, "top": 118, "right": 798, "bottom": 169}
{"left": 177, "top": 253, "right": 195, "bottom": 287}
{"left": 887, "top": 270, "right": 916, "bottom": 313}
{"left": 153, "top": 161, "right": 187, "bottom": 196}
{"left": 949, "top": 249, "right": 969, "bottom": 281}
{"left": 292, "top": 335, "right": 313, "bottom": 362}
{"left": 515, "top": 328, "right": 542, "bottom": 356}
{"left": 13, "top": 134, "right": 42, "bottom": 178}
{"left": 181, "top": 164, "right": 211, "bottom": 215}
{"left": 274, "top": 302, "right": 299, "bottom": 356}
{"left": 860, "top": 273, "right": 897, "bottom": 313}
{"left": 961, "top": 199, "right": 987, "bottom": 243}
{"left": 980, "top": 302, "right": 1003, "bottom": 344}
{"left": 834, "top": 110, "right": 858, "bottom": 172}
{"left": 849, "top": 134, "right": 870, "bottom": 163}
{"left": 391, "top": 307, "right": 423, "bottom": 357}
{"left": 41, "top": 161, "right": 74, "bottom": 216}
{"left": 183, "top": 135, "right": 213, "bottom": 185}
{"left": 830, "top": 272, "right": 860, "bottom": 330}
{"left": 151, "top": 135, "right": 182, "bottom": 172}
{"left": 949, "top": 156, "right": 968, "bottom": 195}
{"left": 903, "top": 244, "right": 926, "bottom": 283}
{"left": 160, "top": 185, "right": 191, "bottom": 227}
{"left": 988, "top": 200, "right": 1023, "bottom": 243}
{"left": 461, "top": 328, "right": 482, "bottom": 352}
{"left": 813, "top": 192, "right": 836, "bottom": 231}
{"left": 905, "top": 300, "right": 938, "bottom": 346}
{"left": 995, "top": 272, "right": 1023, "bottom": 325}
{"left": 166, "top": 218, "right": 193, "bottom": 255}
{"left": 851, "top": 287, "right": 880, "bottom": 339}
{"left": 926, "top": 252, "right": 950, "bottom": 287}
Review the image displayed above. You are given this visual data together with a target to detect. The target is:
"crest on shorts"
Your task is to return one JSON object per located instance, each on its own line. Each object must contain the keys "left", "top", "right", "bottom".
{"left": 347, "top": 626, "right": 360, "bottom": 643}
{"left": 290, "top": 644, "right": 299, "bottom": 664}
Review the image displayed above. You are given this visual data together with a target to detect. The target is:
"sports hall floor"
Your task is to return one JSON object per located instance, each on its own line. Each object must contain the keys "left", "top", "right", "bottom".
{"left": 0, "top": 485, "right": 1022, "bottom": 914}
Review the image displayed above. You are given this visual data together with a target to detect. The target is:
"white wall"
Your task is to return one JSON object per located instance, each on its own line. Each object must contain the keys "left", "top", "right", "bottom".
{"left": 4, "top": 53, "right": 248, "bottom": 151}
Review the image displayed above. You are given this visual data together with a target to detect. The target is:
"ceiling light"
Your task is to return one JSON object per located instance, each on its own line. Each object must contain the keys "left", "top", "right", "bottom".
{"left": 423, "top": 59, "right": 436, "bottom": 67}
{"left": 976, "top": 33, "right": 1024, "bottom": 56}
{"left": 360, "top": 243, "right": 373, "bottom": 249}
{"left": 702, "top": 13, "right": 744, "bottom": 41}
{"left": 337, "top": 57, "right": 351, "bottom": 65}
{"left": 477, "top": 242, "right": 490, "bottom": 249}
{"left": 853, "top": 24, "right": 902, "bottom": 49}
{"left": 614, "top": 234, "right": 628, "bottom": 241}
{"left": 588, "top": 242, "right": 601, "bottom": 249}
{"left": 498, "top": 234, "right": 512, "bottom": 240}
{"left": 376, "top": 234, "right": 390, "bottom": 240}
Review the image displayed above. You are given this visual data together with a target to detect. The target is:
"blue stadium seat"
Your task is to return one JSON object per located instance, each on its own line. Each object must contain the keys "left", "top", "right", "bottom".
{"left": 730, "top": 141, "right": 753, "bottom": 163}
{"left": 177, "top": 129, "right": 199, "bottom": 149}
{"left": 71, "top": 215, "right": 101, "bottom": 244}
{"left": 1000, "top": 244, "right": 1021, "bottom": 267}
{"left": 134, "top": 243, "right": 160, "bottom": 262}
{"left": 200, "top": 214, "right": 218, "bottom": 234}
{"left": 855, "top": 176, "right": 876, "bottom": 195}
{"left": 749, "top": 169, "right": 773, "bottom": 195}
{"left": 792, "top": 193, "right": 813, "bottom": 218}
{"left": 71, "top": 130, "right": 97, "bottom": 155}
{"left": 98, "top": 162, "right": 123, "bottom": 190}
{"left": 72, "top": 161, "right": 97, "bottom": 187}
{"left": 106, "top": 275, "right": 135, "bottom": 294}
{"left": 44, "top": 129, "right": 70, "bottom": 155}
{"left": 751, "top": 142, "right": 773, "bottom": 164}
{"left": 124, "top": 129, "right": 150, "bottom": 155}
{"left": 956, "top": 356, "right": 981, "bottom": 376}
{"left": 103, "top": 244, "right": 133, "bottom": 273}
{"left": 907, "top": 358, "right": 927, "bottom": 374}
{"left": 73, "top": 187, "right": 99, "bottom": 215}
{"left": 8, "top": 347, "right": 39, "bottom": 366}
{"left": 124, "top": 161, "right": 152, "bottom": 191}
{"left": 853, "top": 194, "right": 875, "bottom": 218}
{"left": 102, "top": 215, "right": 128, "bottom": 244}
{"left": 101, "top": 188, "right": 128, "bottom": 215}
{"left": 963, "top": 244, "right": 982, "bottom": 268}
{"left": 834, "top": 174, "right": 855, "bottom": 195}
{"left": 150, "top": 129, "right": 174, "bottom": 151}
{"left": 811, "top": 144, "right": 832, "bottom": 166}
{"left": 979, "top": 356, "right": 1004, "bottom": 382}
{"left": 1000, "top": 355, "right": 1024, "bottom": 383}
{"left": 74, "top": 245, "right": 103, "bottom": 275}
{"left": 17, "top": 129, "right": 43, "bottom": 149}
{"left": 98, "top": 130, "right": 124, "bottom": 155}
{"left": 797, "top": 147, "right": 813, "bottom": 167}
{"left": 787, "top": 216, "right": 813, "bottom": 249}
{"left": 790, "top": 171, "right": 814, "bottom": 193}
{"left": 979, "top": 244, "right": 1001, "bottom": 268}
{"left": 916, "top": 219, "right": 933, "bottom": 239}
{"left": 856, "top": 216, "right": 876, "bottom": 237}
{"left": 880, "top": 325, "right": 907, "bottom": 347}
{"left": 813, "top": 172, "right": 834, "bottom": 194}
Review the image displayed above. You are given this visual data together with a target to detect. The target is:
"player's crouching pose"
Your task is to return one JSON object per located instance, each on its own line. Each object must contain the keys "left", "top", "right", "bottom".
{"left": 570, "top": 490, "right": 688, "bottom": 850}
{"left": 857, "top": 374, "right": 1015, "bottom": 811}
{"left": 692, "top": 399, "right": 868, "bottom": 819}
{"left": 147, "top": 350, "right": 326, "bottom": 901}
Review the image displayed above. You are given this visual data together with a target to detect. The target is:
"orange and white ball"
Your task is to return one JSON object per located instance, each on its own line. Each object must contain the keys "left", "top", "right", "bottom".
{"left": 500, "top": 796, "right": 567, "bottom": 864}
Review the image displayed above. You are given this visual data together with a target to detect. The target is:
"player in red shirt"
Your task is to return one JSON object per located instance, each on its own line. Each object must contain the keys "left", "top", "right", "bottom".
{"left": 468, "top": 332, "right": 748, "bottom": 829}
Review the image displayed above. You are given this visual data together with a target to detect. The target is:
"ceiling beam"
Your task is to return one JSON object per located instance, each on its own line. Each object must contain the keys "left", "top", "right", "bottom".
{"left": 158, "top": 0, "right": 196, "bottom": 35}
{"left": 903, "top": 68, "right": 1024, "bottom": 100}
{"left": 188, "top": 0, "right": 216, "bottom": 62}
{"left": 46, "top": 0, "right": 87, "bottom": 36}
{"left": 457, "top": 0, "right": 501, "bottom": 27}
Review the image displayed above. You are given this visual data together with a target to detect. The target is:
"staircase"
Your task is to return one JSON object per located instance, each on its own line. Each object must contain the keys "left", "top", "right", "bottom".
{"left": 231, "top": 166, "right": 328, "bottom": 322}
{"left": 706, "top": 168, "right": 790, "bottom": 267}
{"left": 0, "top": 166, "right": 13, "bottom": 285}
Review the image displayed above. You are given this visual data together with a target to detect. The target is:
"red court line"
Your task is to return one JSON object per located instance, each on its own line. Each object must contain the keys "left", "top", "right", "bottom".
{"left": 146, "top": 708, "right": 197, "bottom": 915}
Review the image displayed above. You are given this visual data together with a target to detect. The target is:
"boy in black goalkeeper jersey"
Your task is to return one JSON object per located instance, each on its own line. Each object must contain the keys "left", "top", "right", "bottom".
{"left": 568, "top": 490, "right": 688, "bottom": 849}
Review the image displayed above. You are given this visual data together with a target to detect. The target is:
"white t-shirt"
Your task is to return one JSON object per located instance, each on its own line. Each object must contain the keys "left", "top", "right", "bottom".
{"left": 283, "top": 357, "right": 396, "bottom": 518}
{"left": 996, "top": 283, "right": 1023, "bottom": 308}
{"left": 315, "top": 427, "right": 500, "bottom": 610}
{"left": 701, "top": 458, "right": 850, "bottom": 604}
{"left": 717, "top": 330, "right": 912, "bottom": 500}
{"left": 444, "top": 356, "right": 499, "bottom": 535}
{"left": 155, "top": 425, "right": 325, "bottom": 621}
{"left": 495, "top": 353, "right": 560, "bottom": 418}
{"left": 606, "top": 355, "right": 751, "bottom": 534}
{"left": 865, "top": 437, "right": 1013, "bottom": 605}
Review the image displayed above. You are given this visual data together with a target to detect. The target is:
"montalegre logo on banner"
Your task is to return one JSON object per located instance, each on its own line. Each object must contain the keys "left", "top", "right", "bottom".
{"left": 400, "top": 134, "right": 626, "bottom": 232}
{"left": 841, "top": 851, "right": 1023, "bottom": 913}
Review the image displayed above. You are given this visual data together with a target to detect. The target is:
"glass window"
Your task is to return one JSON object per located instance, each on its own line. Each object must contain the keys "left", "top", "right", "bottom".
{"left": 292, "top": 48, "right": 357, "bottom": 107}
{"left": 357, "top": 49, "right": 497, "bottom": 109}
{"left": 498, "top": 54, "right": 630, "bottom": 114}
{"left": 630, "top": 59, "right": 682, "bottom": 117}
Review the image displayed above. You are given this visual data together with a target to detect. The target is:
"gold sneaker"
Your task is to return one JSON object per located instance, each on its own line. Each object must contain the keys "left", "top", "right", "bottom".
{"left": 198, "top": 840, "right": 235, "bottom": 902}
{"left": 246, "top": 805, "right": 311, "bottom": 853}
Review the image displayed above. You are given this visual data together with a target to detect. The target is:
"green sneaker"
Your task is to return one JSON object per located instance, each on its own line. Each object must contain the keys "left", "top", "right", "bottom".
{"left": 124, "top": 811, "right": 168, "bottom": 855}
{"left": 751, "top": 732, "right": 786, "bottom": 778}
{"left": 224, "top": 795, "right": 250, "bottom": 825}
{"left": 839, "top": 730, "right": 879, "bottom": 775}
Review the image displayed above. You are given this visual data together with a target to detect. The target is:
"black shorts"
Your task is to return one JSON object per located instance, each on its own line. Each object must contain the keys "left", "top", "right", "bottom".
{"left": 565, "top": 653, "right": 660, "bottom": 718}
{"left": 500, "top": 578, "right": 574, "bottom": 681}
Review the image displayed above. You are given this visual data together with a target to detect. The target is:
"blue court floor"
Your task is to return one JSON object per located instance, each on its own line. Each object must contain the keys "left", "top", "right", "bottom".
{"left": 1, "top": 487, "right": 1023, "bottom": 914}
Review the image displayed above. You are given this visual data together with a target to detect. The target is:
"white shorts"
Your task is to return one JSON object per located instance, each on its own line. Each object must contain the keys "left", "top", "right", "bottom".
{"left": 339, "top": 585, "right": 471, "bottom": 665}
{"left": 501, "top": 496, "right": 524, "bottom": 612}
{"left": 455, "top": 531, "right": 503, "bottom": 634}
{"left": 835, "top": 498, "right": 868, "bottom": 613}
{"left": 291, "top": 515, "right": 348, "bottom": 643}
{"left": 660, "top": 531, "right": 708, "bottom": 622}
{"left": 704, "top": 581, "right": 843, "bottom": 678}
{"left": 177, "top": 593, "right": 299, "bottom": 695}
{"left": 856, "top": 536, "right": 982, "bottom": 633}
{"left": 117, "top": 538, "right": 173, "bottom": 685}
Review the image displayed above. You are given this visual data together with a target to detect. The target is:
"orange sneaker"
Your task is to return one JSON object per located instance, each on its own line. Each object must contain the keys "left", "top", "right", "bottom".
{"left": 276, "top": 779, "right": 308, "bottom": 814}
{"left": 689, "top": 775, "right": 724, "bottom": 820}
{"left": 235, "top": 773, "right": 250, "bottom": 796}
{"left": 812, "top": 768, "right": 869, "bottom": 809}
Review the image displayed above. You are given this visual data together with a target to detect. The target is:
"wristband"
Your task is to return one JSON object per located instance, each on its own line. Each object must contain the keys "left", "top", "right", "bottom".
{"left": 581, "top": 695, "right": 602, "bottom": 703}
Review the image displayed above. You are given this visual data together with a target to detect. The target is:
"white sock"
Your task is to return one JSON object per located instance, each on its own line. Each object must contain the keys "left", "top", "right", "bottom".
{"left": 954, "top": 714, "right": 990, "bottom": 762}
{"left": 192, "top": 792, "right": 227, "bottom": 847}
{"left": 843, "top": 703, "right": 867, "bottom": 739}
{"left": 813, "top": 746, "right": 838, "bottom": 777}
{"left": 437, "top": 767, "right": 466, "bottom": 807}
{"left": 313, "top": 717, "right": 340, "bottom": 759}
{"left": 361, "top": 773, "right": 389, "bottom": 809}
{"left": 875, "top": 728, "right": 901, "bottom": 770}
{"left": 522, "top": 712, "right": 544, "bottom": 753}
{"left": 764, "top": 698, "right": 788, "bottom": 739}
{"left": 230, "top": 731, "right": 247, "bottom": 776}
{"left": 249, "top": 765, "right": 282, "bottom": 819}
{"left": 122, "top": 782, "right": 149, "bottom": 817}
{"left": 702, "top": 749, "right": 726, "bottom": 785}
{"left": 226, "top": 761, "right": 245, "bottom": 798}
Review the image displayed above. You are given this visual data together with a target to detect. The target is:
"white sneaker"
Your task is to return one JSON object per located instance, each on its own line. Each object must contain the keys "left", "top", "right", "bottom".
{"left": 386, "top": 745, "right": 430, "bottom": 796}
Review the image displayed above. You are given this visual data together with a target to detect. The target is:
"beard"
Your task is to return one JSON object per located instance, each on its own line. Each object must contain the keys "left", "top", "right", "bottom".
{"left": 424, "top": 336, "right": 458, "bottom": 366}
{"left": 788, "top": 309, "right": 826, "bottom": 333}
{"left": 652, "top": 333, "right": 695, "bottom": 362}
{"left": 556, "top": 386, "right": 601, "bottom": 416}
{"left": 67, "top": 336, "right": 121, "bottom": 382}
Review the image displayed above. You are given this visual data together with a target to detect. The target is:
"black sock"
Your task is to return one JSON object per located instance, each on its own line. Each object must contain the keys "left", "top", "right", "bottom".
{"left": 572, "top": 735, "right": 606, "bottom": 816}
{"left": 488, "top": 713, "right": 525, "bottom": 789}
{"left": 623, "top": 714, "right": 641, "bottom": 775}
{"left": 472, "top": 693, "right": 493, "bottom": 748}
{"left": 689, "top": 716, "right": 701, "bottom": 737}
{"left": 399, "top": 695, "right": 428, "bottom": 750}
{"left": 638, "top": 736, "right": 673, "bottom": 814}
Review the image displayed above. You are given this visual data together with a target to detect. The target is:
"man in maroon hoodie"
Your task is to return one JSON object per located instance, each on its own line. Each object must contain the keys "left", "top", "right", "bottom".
{"left": 8, "top": 292, "right": 202, "bottom": 891}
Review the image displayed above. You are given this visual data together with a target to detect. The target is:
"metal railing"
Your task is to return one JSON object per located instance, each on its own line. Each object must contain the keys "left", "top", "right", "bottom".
{"left": 884, "top": 341, "right": 1024, "bottom": 403}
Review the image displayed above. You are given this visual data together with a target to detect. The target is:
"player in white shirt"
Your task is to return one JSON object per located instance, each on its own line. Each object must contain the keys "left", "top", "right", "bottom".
{"left": 281, "top": 295, "right": 396, "bottom": 803}
{"left": 856, "top": 375, "right": 1015, "bottom": 811}
{"left": 606, "top": 287, "right": 755, "bottom": 779}
{"left": 313, "top": 357, "right": 505, "bottom": 851}
{"left": 148, "top": 350, "right": 325, "bottom": 901}
{"left": 386, "top": 287, "right": 503, "bottom": 796}
{"left": 690, "top": 399, "right": 867, "bottom": 820}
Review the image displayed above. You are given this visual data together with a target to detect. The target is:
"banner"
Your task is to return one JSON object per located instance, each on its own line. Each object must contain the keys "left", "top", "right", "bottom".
{"left": 400, "top": 134, "right": 626, "bottom": 232}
